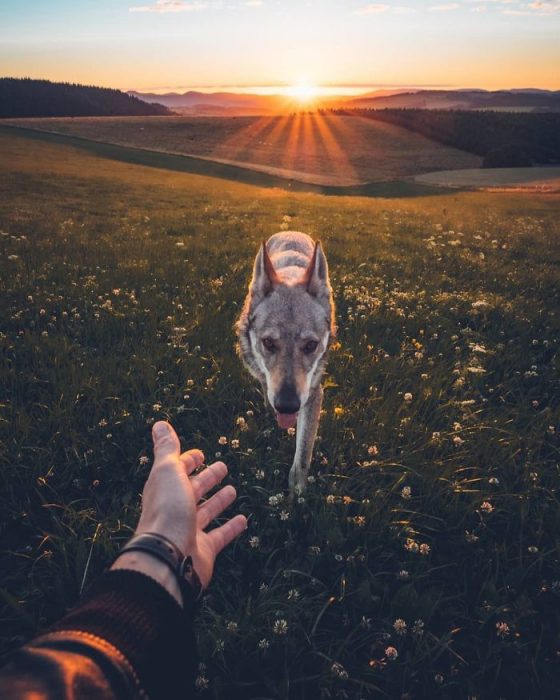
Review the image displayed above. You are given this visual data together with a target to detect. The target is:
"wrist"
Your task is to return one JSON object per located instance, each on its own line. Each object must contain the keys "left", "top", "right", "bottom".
{"left": 111, "top": 550, "right": 183, "bottom": 607}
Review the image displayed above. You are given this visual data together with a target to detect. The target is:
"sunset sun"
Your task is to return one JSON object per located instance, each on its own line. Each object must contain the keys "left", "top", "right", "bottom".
{"left": 286, "top": 81, "right": 318, "bottom": 103}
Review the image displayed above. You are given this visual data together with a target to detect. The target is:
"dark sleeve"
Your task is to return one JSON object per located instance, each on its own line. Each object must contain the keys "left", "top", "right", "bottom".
{"left": 0, "top": 569, "right": 198, "bottom": 700}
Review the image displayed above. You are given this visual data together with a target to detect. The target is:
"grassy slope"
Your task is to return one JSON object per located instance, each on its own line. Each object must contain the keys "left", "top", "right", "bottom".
{"left": 1, "top": 132, "right": 559, "bottom": 699}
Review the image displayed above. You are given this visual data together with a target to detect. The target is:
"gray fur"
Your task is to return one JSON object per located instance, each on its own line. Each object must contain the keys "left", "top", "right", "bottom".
{"left": 237, "top": 231, "right": 335, "bottom": 492}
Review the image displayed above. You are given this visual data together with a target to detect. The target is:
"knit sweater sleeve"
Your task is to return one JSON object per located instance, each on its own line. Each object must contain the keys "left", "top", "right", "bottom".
{"left": 0, "top": 569, "right": 198, "bottom": 700}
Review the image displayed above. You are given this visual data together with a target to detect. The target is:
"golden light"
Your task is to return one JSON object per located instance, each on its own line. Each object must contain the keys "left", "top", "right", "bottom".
{"left": 286, "top": 81, "right": 318, "bottom": 103}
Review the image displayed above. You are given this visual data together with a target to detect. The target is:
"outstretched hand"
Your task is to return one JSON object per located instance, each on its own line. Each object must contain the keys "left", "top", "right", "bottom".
{"left": 113, "top": 421, "right": 247, "bottom": 601}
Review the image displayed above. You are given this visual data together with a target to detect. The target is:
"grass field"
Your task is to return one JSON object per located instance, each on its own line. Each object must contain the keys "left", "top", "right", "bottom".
{"left": 1, "top": 130, "right": 560, "bottom": 699}
{"left": 2, "top": 114, "right": 482, "bottom": 185}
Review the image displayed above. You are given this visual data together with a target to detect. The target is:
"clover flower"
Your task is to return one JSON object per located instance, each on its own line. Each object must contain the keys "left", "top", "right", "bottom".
{"left": 393, "top": 618, "right": 407, "bottom": 635}
{"left": 195, "top": 675, "right": 209, "bottom": 690}
{"left": 496, "top": 621, "right": 510, "bottom": 638}
{"left": 330, "top": 662, "right": 348, "bottom": 679}
{"left": 273, "top": 619, "right": 288, "bottom": 635}
{"left": 385, "top": 646, "right": 398, "bottom": 661}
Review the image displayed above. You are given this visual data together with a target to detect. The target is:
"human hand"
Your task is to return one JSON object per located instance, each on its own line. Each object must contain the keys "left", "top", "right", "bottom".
{"left": 112, "top": 421, "right": 247, "bottom": 604}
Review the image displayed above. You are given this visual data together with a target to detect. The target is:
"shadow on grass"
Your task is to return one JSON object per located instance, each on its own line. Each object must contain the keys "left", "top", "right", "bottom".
{"left": 0, "top": 124, "right": 453, "bottom": 199}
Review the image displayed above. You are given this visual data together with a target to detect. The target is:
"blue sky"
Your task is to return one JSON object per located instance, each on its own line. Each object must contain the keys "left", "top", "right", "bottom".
{"left": 0, "top": 0, "right": 558, "bottom": 91}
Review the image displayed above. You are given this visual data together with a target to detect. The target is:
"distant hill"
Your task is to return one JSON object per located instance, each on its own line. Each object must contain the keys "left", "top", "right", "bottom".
{"left": 129, "top": 87, "right": 560, "bottom": 115}
{"left": 0, "top": 78, "right": 171, "bottom": 118}
{"left": 345, "top": 89, "right": 560, "bottom": 112}
{"left": 127, "top": 89, "right": 304, "bottom": 115}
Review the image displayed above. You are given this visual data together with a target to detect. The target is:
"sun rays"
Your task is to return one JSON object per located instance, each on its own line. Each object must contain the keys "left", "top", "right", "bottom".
{"left": 209, "top": 111, "right": 358, "bottom": 185}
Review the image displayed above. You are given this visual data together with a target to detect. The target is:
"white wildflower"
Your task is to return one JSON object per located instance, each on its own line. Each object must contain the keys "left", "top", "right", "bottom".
{"left": 273, "top": 619, "right": 288, "bottom": 635}
{"left": 393, "top": 618, "right": 407, "bottom": 635}
{"left": 401, "top": 486, "right": 412, "bottom": 500}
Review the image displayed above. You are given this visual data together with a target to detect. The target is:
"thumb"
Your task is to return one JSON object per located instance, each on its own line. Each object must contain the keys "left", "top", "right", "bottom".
{"left": 152, "top": 421, "right": 180, "bottom": 463}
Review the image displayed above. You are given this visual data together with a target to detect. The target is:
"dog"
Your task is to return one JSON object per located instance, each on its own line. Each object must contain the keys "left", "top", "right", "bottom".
{"left": 237, "top": 231, "right": 335, "bottom": 492}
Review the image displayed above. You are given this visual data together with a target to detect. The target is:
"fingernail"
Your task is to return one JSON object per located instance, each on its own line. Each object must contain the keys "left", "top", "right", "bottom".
{"left": 153, "top": 422, "right": 168, "bottom": 439}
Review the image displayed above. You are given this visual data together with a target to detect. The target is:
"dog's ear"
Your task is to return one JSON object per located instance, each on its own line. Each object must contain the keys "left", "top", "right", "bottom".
{"left": 303, "top": 241, "right": 329, "bottom": 298}
{"left": 250, "top": 241, "right": 279, "bottom": 300}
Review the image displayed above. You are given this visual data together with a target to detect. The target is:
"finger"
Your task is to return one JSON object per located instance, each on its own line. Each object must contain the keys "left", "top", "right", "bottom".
{"left": 191, "top": 461, "right": 228, "bottom": 502}
{"left": 207, "top": 514, "right": 248, "bottom": 555}
{"left": 152, "top": 421, "right": 180, "bottom": 464}
{"left": 180, "top": 449, "right": 204, "bottom": 475}
{"left": 197, "top": 485, "right": 237, "bottom": 530}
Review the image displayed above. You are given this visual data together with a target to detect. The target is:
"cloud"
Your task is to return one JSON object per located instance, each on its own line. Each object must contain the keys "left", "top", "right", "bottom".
{"left": 129, "top": 0, "right": 207, "bottom": 13}
{"left": 429, "top": 3, "right": 460, "bottom": 10}
{"left": 528, "top": 0, "right": 560, "bottom": 11}
{"left": 503, "top": 0, "right": 560, "bottom": 12}
{"left": 353, "top": 4, "right": 391, "bottom": 14}
{"left": 243, "top": 0, "right": 263, "bottom": 5}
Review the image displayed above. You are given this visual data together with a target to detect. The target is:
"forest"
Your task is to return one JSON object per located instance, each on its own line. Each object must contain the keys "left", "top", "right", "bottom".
{"left": 336, "top": 108, "right": 560, "bottom": 167}
{"left": 0, "top": 78, "right": 170, "bottom": 118}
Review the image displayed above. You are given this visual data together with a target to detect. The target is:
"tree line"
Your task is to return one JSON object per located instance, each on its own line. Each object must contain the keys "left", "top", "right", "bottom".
{"left": 332, "top": 108, "right": 560, "bottom": 168}
{"left": 0, "top": 78, "right": 170, "bottom": 118}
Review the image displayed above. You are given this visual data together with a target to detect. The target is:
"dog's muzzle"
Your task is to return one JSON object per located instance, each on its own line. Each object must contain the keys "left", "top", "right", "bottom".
{"left": 274, "top": 385, "right": 300, "bottom": 430}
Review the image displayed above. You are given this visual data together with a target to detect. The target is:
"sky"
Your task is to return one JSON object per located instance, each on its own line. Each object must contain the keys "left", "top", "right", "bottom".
{"left": 0, "top": 0, "right": 559, "bottom": 93}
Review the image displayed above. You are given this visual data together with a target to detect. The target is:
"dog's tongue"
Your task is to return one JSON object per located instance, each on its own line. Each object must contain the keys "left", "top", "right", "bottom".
{"left": 276, "top": 412, "right": 298, "bottom": 430}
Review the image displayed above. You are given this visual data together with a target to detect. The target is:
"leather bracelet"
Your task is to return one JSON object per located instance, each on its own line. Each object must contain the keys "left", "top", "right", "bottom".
{"left": 114, "top": 532, "right": 203, "bottom": 603}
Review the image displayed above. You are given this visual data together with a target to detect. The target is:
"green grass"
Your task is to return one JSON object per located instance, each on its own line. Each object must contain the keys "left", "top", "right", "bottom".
{"left": 1, "top": 131, "right": 560, "bottom": 699}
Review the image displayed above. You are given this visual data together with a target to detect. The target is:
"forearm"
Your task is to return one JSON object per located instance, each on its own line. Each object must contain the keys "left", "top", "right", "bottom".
{"left": 0, "top": 569, "right": 198, "bottom": 700}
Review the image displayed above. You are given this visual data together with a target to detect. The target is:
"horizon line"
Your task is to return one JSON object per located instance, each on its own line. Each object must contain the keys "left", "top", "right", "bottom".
{"left": 126, "top": 82, "right": 559, "bottom": 95}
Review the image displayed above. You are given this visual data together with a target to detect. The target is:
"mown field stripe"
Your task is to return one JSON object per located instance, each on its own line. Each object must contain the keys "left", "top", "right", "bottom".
{"left": 0, "top": 124, "right": 448, "bottom": 199}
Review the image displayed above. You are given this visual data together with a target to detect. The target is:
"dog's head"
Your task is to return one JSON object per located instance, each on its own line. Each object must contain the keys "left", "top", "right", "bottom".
{"left": 246, "top": 241, "right": 334, "bottom": 429}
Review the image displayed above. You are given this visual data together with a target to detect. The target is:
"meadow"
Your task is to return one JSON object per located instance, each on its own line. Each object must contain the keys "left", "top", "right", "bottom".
{"left": 2, "top": 114, "right": 481, "bottom": 185}
{"left": 1, "top": 130, "right": 560, "bottom": 699}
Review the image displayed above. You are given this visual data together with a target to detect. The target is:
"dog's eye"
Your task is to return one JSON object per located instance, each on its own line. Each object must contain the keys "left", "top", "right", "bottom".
{"left": 262, "top": 337, "right": 276, "bottom": 353}
{"left": 303, "top": 340, "right": 318, "bottom": 355}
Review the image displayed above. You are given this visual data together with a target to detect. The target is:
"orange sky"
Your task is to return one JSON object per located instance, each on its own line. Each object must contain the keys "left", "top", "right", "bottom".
{"left": 1, "top": 0, "right": 558, "bottom": 92}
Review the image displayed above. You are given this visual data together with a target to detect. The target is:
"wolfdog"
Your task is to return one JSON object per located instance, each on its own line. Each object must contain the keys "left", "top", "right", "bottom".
{"left": 237, "top": 231, "right": 335, "bottom": 492}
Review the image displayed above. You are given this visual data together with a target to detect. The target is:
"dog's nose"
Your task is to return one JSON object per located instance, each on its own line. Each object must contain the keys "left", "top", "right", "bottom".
{"left": 274, "top": 385, "right": 301, "bottom": 414}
